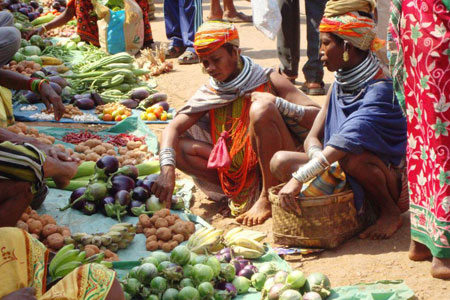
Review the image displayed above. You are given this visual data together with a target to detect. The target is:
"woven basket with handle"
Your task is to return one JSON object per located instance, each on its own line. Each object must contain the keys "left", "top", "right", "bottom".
{"left": 268, "top": 184, "right": 362, "bottom": 249}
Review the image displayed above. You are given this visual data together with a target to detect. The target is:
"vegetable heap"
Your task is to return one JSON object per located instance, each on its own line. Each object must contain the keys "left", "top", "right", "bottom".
{"left": 61, "top": 156, "right": 166, "bottom": 220}
{"left": 120, "top": 245, "right": 259, "bottom": 300}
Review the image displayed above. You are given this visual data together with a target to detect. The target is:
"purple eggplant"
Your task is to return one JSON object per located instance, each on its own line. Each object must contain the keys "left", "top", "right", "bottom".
{"left": 99, "top": 196, "right": 114, "bottom": 215}
{"left": 75, "top": 98, "right": 95, "bottom": 110}
{"left": 24, "top": 91, "right": 41, "bottom": 104}
{"left": 216, "top": 282, "right": 237, "bottom": 298}
{"left": 115, "top": 165, "right": 139, "bottom": 180}
{"left": 119, "top": 99, "right": 139, "bottom": 109}
{"left": 81, "top": 201, "right": 97, "bottom": 215}
{"left": 69, "top": 187, "right": 87, "bottom": 210}
{"left": 90, "top": 92, "right": 104, "bottom": 106}
{"left": 217, "top": 247, "right": 234, "bottom": 263}
{"left": 238, "top": 265, "right": 257, "bottom": 279}
{"left": 140, "top": 179, "right": 154, "bottom": 195}
{"left": 104, "top": 190, "right": 131, "bottom": 221}
{"left": 131, "top": 186, "right": 149, "bottom": 202}
{"left": 52, "top": 2, "right": 61, "bottom": 10}
{"left": 136, "top": 179, "right": 143, "bottom": 187}
{"left": 109, "top": 174, "right": 135, "bottom": 195}
{"left": 29, "top": 1, "right": 39, "bottom": 9}
{"left": 95, "top": 155, "right": 119, "bottom": 179}
{"left": 128, "top": 200, "right": 144, "bottom": 215}
{"left": 60, "top": 182, "right": 107, "bottom": 211}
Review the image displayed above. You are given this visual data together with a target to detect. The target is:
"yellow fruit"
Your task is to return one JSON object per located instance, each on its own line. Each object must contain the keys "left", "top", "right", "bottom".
{"left": 146, "top": 107, "right": 154, "bottom": 114}
{"left": 140, "top": 113, "right": 148, "bottom": 120}
{"left": 121, "top": 114, "right": 128, "bottom": 120}
{"left": 111, "top": 110, "right": 120, "bottom": 118}
{"left": 147, "top": 113, "right": 157, "bottom": 121}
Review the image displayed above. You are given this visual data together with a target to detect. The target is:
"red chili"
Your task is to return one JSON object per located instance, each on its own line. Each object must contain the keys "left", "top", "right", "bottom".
{"left": 62, "top": 131, "right": 103, "bottom": 144}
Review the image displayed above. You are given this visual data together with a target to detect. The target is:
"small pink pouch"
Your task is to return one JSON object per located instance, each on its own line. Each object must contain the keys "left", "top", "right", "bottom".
{"left": 207, "top": 131, "right": 231, "bottom": 171}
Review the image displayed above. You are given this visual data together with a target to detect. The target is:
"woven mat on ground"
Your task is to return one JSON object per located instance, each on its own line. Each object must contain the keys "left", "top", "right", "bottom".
{"left": 13, "top": 103, "right": 175, "bottom": 124}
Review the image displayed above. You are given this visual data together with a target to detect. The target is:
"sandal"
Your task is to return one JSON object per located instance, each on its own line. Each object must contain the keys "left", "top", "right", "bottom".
{"left": 178, "top": 50, "right": 200, "bottom": 65}
{"left": 300, "top": 81, "right": 326, "bottom": 95}
{"left": 223, "top": 12, "right": 252, "bottom": 23}
{"left": 165, "top": 45, "right": 186, "bottom": 59}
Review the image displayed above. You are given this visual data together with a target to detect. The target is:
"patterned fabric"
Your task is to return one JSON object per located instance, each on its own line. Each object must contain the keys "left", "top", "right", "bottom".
{"left": 194, "top": 21, "right": 239, "bottom": 57}
{"left": 300, "top": 162, "right": 347, "bottom": 197}
{"left": 0, "top": 228, "right": 49, "bottom": 298}
{"left": 67, "top": 0, "right": 152, "bottom": 47}
{"left": 40, "top": 263, "right": 115, "bottom": 300}
{"left": 398, "top": 0, "right": 450, "bottom": 258}
{"left": 0, "top": 141, "right": 46, "bottom": 193}
{"left": 0, "top": 86, "right": 14, "bottom": 128}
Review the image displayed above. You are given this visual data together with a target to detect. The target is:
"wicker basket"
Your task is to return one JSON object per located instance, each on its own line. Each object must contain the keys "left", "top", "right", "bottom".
{"left": 268, "top": 184, "right": 362, "bottom": 249}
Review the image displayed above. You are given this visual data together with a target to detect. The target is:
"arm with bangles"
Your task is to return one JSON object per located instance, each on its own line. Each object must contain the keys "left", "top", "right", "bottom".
{"left": 151, "top": 111, "right": 206, "bottom": 208}
{"left": 29, "top": 1, "right": 75, "bottom": 36}
{"left": 0, "top": 69, "right": 65, "bottom": 120}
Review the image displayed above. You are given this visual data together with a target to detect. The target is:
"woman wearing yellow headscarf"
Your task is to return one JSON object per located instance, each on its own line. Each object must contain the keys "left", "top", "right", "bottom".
{"left": 271, "top": 0, "right": 408, "bottom": 240}
{"left": 0, "top": 227, "right": 123, "bottom": 300}
{"left": 152, "top": 21, "right": 320, "bottom": 226}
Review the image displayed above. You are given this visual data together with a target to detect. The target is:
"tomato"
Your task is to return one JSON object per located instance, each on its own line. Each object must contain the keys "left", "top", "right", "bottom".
{"left": 115, "top": 115, "right": 122, "bottom": 122}
{"left": 160, "top": 113, "right": 168, "bottom": 121}
{"left": 103, "top": 114, "right": 113, "bottom": 121}
{"left": 124, "top": 110, "right": 132, "bottom": 116}
{"left": 146, "top": 107, "right": 154, "bottom": 114}
{"left": 147, "top": 113, "right": 157, "bottom": 121}
{"left": 103, "top": 108, "right": 113, "bottom": 115}
{"left": 140, "top": 113, "right": 148, "bottom": 120}
{"left": 112, "top": 110, "right": 120, "bottom": 118}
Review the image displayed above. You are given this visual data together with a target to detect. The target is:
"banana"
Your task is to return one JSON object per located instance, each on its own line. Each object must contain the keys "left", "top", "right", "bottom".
{"left": 188, "top": 227, "right": 216, "bottom": 248}
{"left": 228, "top": 237, "right": 265, "bottom": 253}
{"left": 64, "top": 236, "right": 76, "bottom": 245}
{"left": 122, "top": 232, "right": 135, "bottom": 242}
{"left": 189, "top": 228, "right": 224, "bottom": 254}
{"left": 108, "top": 231, "right": 123, "bottom": 243}
{"left": 118, "top": 240, "right": 129, "bottom": 249}
{"left": 54, "top": 261, "right": 82, "bottom": 278}
{"left": 85, "top": 252, "right": 105, "bottom": 264}
{"left": 243, "top": 230, "right": 267, "bottom": 242}
{"left": 49, "top": 248, "right": 79, "bottom": 278}
{"left": 76, "top": 251, "right": 87, "bottom": 263}
{"left": 80, "top": 234, "right": 93, "bottom": 245}
{"left": 196, "top": 229, "right": 223, "bottom": 246}
{"left": 232, "top": 246, "right": 265, "bottom": 259}
{"left": 109, "top": 225, "right": 128, "bottom": 234}
{"left": 224, "top": 227, "right": 243, "bottom": 241}
{"left": 112, "top": 223, "right": 133, "bottom": 229}
{"left": 101, "top": 234, "right": 113, "bottom": 246}
{"left": 72, "top": 233, "right": 87, "bottom": 243}
{"left": 91, "top": 236, "right": 102, "bottom": 247}
{"left": 226, "top": 231, "right": 266, "bottom": 245}
{"left": 127, "top": 225, "right": 137, "bottom": 234}
{"left": 108, "top": 243, "right": 119, "bottom": 252}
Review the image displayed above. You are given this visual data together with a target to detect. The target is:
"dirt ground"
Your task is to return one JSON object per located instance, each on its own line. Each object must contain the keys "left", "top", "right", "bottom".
{"left": 35, "top": 0, "right": 448, "bottom": 298}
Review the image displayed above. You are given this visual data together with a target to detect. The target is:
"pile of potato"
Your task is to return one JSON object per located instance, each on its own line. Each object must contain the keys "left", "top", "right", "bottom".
{"left": 43, "top": 104, "right": 83, "bottom": 119}
{"left": 16, "top": 207, "right": 71, "bottom": 252}
{"left": 72, "top": 138, "right": 152, "bottom": 166}
{"left": 7, "top": 122, "right": 55, "bottom": 145}
{"left": 2, "top": 60, "right": 41, "bottom": 76}
{"left": 137, "top": 209, "right": 196, "bottom": 252}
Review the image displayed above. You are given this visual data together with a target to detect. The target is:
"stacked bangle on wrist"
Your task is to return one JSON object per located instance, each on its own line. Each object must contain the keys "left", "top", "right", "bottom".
{"left": 275, "top": 96, "right": 306, "bottom": 121}
{"left": 29, "top": 78, "right": 49, "bottom": 93}
{"left": 41, "top": 25, "right": 47, "bottom": 33}
{"left": 292, "top": 152, "right": 330, "bottom": 183}
{"left": 307, "top": 145, "right": 322, "bottom": 160}
{"left": 159, "top": 147, "right": 176, "bottom": 167}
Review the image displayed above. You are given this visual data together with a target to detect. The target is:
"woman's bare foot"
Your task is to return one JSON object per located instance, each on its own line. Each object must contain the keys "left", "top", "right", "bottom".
{"left": 409, "top": 240, "right": 432, "bottom": 261}
{"left": 431, "top": 257, "right": 450, "bottom": 279}
{"left": 52, "top": 161, "right": 78, "bottom": 189}
{"left": 235, "top": 193, "right": 271, "bottom": 226}
{"left": 207, "top": 14, "right": 223, "bottom": 21}
{"left": 359, "top": 212, "right": 403, "bottom": 239}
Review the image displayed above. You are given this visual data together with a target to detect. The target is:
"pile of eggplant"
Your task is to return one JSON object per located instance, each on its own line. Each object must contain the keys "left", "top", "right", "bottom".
{"left": 61, "top": 156, "right": 171, "bottom": 221}
{"left": 71, "top": 92, "right": 104, "bottom": 110}
{"left": 6, "top": 0, "right": 42, "bottom": 21}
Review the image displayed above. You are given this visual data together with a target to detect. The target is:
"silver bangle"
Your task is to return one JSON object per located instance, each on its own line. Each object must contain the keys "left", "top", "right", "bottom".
{"left": 291, "top": 154, "right": 330, "bottom": 183}
{"left": 307, "top": 145, "right": 322, "bottom": 160}
{"left": 275, "top": 96, "right": 305, "bottom": 121}
{"left": 159, "top": 147, "right": 176, "bottom": 167}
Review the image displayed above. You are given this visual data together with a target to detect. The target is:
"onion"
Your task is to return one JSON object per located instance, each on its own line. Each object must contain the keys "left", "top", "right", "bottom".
{"left": 302, "top": 292, "right": 322, "bottom": 300}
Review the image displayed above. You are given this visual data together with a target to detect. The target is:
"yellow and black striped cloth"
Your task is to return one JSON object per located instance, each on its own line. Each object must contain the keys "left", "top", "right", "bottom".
{"left": 300, "top": 162, "right": 347, "bottom": 197}
{"left": 0, "top": 141, "right": 46, "bottom": 192}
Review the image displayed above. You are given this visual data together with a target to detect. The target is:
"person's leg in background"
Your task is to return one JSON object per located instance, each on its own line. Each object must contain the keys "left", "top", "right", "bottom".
{"left": 300, "top": 0, "right": 326, "bottom": 95}
{"left": 375, "top": 0, "right": 390, "bottom": 69}
{"left": 276, "top": 0, "right": 300, "bottom": 83}
{"left": 0, "top": 11, "right": 21, "bottom": 67}
{"left": 177, "top": 0, "right": 202, "bottom": 64}
{"left": 164, "top": 0, "right": 186, "bottom": 58}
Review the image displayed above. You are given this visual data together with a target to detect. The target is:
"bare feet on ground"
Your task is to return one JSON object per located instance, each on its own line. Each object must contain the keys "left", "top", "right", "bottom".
{"left": 53, "top": 161, "right": 78, "bottom": 189}
{"left": 431, "top": 257, "right": 450, "bottom": 279}
{"left": 235, "top": 193, "right": 271, "bottom": 226}
{"left": 359, "top": 213, "right": 403, "bottom": 239}
{"left": 408, "top": 240, "right": 432, "bottom": 261}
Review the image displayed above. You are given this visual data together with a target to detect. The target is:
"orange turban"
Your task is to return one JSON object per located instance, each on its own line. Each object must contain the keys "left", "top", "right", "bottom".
{"left": 194, "top": 21, "right": 239, "bottom": 57}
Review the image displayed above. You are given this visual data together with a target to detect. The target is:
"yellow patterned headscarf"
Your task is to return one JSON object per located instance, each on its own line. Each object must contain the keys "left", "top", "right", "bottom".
{"left": 319, "top": 0, "right": 385, "bottom": 51}
{"left": 194, "top": 21, "right": 240, "bottom": 57}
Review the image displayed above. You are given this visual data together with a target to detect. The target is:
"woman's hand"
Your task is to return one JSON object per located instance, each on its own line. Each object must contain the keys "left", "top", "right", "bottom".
{"left": 26, "top": 27, "right": 45, "bottom": 39}
{"left": 1, "top": 287, "right": 37, "bottom": 300}
{"left": 39, "top": 82, "right": 65, "bottom": 121}
{"left": 278, "top": 177, "right": 303, "bottom": 215}
{"left": 151, "top": 166, "right": 176, "bottom": 209}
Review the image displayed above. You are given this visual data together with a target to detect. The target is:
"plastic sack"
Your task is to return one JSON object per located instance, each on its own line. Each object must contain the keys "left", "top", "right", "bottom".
{"left": 0, "top": 86, "right": 14, "bottom": 128}
{"left": 207, "top": 131, "right": 232, "bottom": 171}
{"left": 251, "top": 0, "right": 281, "bottom": 40}
{"left": 94, "top": 0, "right": 144, "bottom": 55}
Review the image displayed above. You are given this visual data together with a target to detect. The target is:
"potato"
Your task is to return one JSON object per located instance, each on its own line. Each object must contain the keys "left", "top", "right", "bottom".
{"left": 136, "top": 224, "right": 144, "bottom": 234}
{"left": 173, "top": 234, "right": 184, "bottom": 243}
{"left": 21, "top": 213, "right": 29, "bottom": 222}
{"left": 165, "top": 215, "right": 176, "bottom": 226}
{"left": 126, "top": 141, "right": 141, "bottom": 150}
{"left": 25, "top": 206, "right": 32, "bottom": 214}
{"left": 172, "top": 222, "right": 187, "bottom": 236}
{"left": 147, "top": 235, "right": 157, "bottom": 242}
{"left": 86, "top": 153, "right": 100, "bottom": 162}
{"left": 47, "top": 233, "right": 64, "bottom": 249}
{"left": 186, "top": 222, "right": 196, "bottom": 234}
{"left": 103, "top": 143, "right": 114, "bottom": 150}
{"left": 169, "top": 240, "right": 179, "bottom": 249}
{"left": 93, "top": 145, "right": 107, "bottom": 155}
{"left": 157, "top": 240, "right": 164, "bottom": 248}
{"left": 161, "top": 242, "right": 172, "bottom": 252}
{"left": 16, "top": 220, "right": 29, "bottom": 231}
{"left": 146, "top": 240, "right": 159, "bottom": 251}
{"left": 29, "top": 210, "right": 39, "bottom": 220}
{"left": 156, "top": 227, "right": 172, "bottom": 242}
{"left": 66, "top": 148, "right": 74, "bottom": 155}
{"left": 85, "top": 244, "right": 100, "bottom": 254}
{"left": 40, "top": 215, "right": 56, "bottom": 225}
{"left": 149, "top": 215, "right": 159, "bottom": 225}
{"left": 157, "top": 209, "right": 171, "bottom": 218}
{"left": 42, "top": 224, "right": 58, "bottom": 237}
{"left": 84, "top": 246, "right": 97, "bottom": 258}
{"left": 31, "top": 233, "right": 40, "bottom": 240}
{"left": 61, "top": 229, "right": 71, "bottom": 237}
{"left": 85, "top": 139, "right": 102, "bottom": 148}
{"left": 139, "top": 214, "right": 152, "bottom": 228}
{"left": 106, "top": 149, "right": 117, "bottom": 156}
{"left": 155, "top": 218, "right": 169, "bottom": 228}
{"left": 118, "top": 147, "right": 128, "bottom": 155}
{"left": 29, "top": 219, "right": 43, "bottom": 235}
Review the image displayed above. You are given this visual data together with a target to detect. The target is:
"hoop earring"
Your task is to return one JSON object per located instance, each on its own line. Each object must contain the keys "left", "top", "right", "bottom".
{"left": 237, "top": 57, "right": 243, "bottom": 70}
{"left": 343, "top": 41, "right": 349, "bottom": 62}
